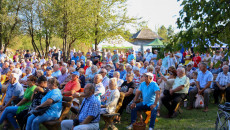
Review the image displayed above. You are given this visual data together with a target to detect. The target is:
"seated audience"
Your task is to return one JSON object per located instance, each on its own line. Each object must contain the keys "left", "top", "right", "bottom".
{"left": 100, "top": 78, "right": 120, "bottom": 114}
{"left": 117, "top": 72, "right": 135, "bottom": 122}
{"left": 0, "top": 75, "right": 37, "bottom": 130}
{"left": 26, "top": 78, "right": 62, "bottom": 130}
{"left": 61, "top": 71, "right": 81, "bottom": 97}
{"left": 213, "top": 65, "right": 230, "bottom": 104}
{"left": 128, "top": 72, "right": 160, "bottom": 130}
{"left": 188, "top": 62, "right": 213, "bottom": 112}
{"left": 61, "top": 83, "right": 100, "bottom": 130}
{"left": 162, "top": 68, "right": 189, "bottom": 118}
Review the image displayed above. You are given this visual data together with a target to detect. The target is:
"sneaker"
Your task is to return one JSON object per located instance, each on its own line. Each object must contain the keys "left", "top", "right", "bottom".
{"left": 126, "top": 124, "right": 133, "bottom": 130}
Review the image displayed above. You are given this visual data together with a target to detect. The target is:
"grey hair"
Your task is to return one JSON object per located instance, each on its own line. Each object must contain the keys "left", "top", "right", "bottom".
{"left": 109, "top": 78, "right": 117, "bottom": 88}
{"left": 113, "top": 71, "right": 120, "bottom": 78}
{"left": 36, "top": 70, "right": 44, "bottom": 75}
{"left": 222, "top": 65, "right": 229, "bottom": 69}
{"left": 200, "top": 62, "right": 207, "bottom": 68}
{"left": 177, "top": 67, "right": 185, "bottom": 74}
{"left": 126, "top": 64, "right": 133, "bottom": 69}
{"left": 133, "top": 66, "right": 140, "bottom": 71}
{"left": 26, "top": 67, "right": 32, "bottom": 72}
{"left": 87, "top": 83, "right": 95, "bottom": 93}
{"left": 91, "top": 65, "right": 98, "bottom": 73}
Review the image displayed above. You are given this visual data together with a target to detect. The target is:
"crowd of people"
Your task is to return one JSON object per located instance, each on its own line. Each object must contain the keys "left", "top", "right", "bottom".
{"left": 0, "top": 47, "right": 229, "bottom": 130}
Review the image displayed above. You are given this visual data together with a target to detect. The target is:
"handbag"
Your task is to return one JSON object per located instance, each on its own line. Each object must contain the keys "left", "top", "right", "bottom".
{"left": 32, "top": 99, "right": 60, "bottom": 116}
{"left": 32, "top": 106, "right": 50, "bottom": 116}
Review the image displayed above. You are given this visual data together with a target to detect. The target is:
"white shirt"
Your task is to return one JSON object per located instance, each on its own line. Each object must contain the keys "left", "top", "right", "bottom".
{"left": 95, "top": 82, "right": 105, "bottom": 96}
{"left": 102, "top": 76, "right": 109, "bottom": 88}
{"left": 144, "top": 52, "right": 153, "bottom": 62}
{"left": 85, "top": 67, "right": 92, "bottom": 77}
{"left": 168, "top": 57, "right": 177, "bottom": 67}
{"left": 140, "top": 67, "right": 147, "bottom": 75}
{"left": 175, "top": 52, "right": 182, "bottom": 64}
{"left": 40, "top": 59, "right": 46, "bottom": 65}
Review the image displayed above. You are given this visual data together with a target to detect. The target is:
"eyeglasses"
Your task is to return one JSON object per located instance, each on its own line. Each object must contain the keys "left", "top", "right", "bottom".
{"left": 99, "top": 72, "right": 104, "bottom": 73}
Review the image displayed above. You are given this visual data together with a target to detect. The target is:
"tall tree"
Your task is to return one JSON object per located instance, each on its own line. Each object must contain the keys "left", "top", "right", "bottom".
{"left": 51, "top": 0, "right": 94, "bottom": 61}
{"left": 176, "top": 0, "right": 230, "bottom": 52}
{"left": 0, "top": 0, "right": 24, "bottom": 52}
{"left": 158, "top": 25, "right": 168, "bottom": 42}
{"left": 91, "top": 0, "right": 139, "bottom": 50}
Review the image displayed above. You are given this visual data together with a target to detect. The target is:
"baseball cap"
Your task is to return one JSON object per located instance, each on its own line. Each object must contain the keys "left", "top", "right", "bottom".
{"left": 71, "top": 71, "right": 80, "bottom": 76}
{"left": 46, "top": 66, "right": 52, "bottom": 71}
{"left": 144, "top": 72, "right": 153, "bottom": 77}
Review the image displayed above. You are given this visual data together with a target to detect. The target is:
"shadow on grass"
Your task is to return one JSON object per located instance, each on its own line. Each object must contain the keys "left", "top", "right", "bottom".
{"left": 0, "top": 104, "right": 218, "bottom": 130}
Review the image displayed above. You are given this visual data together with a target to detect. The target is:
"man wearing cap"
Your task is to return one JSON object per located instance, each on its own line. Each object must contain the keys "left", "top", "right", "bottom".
{"left": 19, "top": 67, "right": 32, "bottom": 86}
{"left": 61, "top": 71, "right": 81, "bottom": 97}
{"left": 128, "top": 72, "right": 160, "bottom": 130}
{"left": 45, "top": 67, "right": 53, "bottom": 80}
{"left": 112, "top": 50, "right": 119, "bottom": 68}
{"left": 144, "top": 48, "right": 154, "bottom": 63}
{"left": 127, "top": 50, "right": 135, "bottom": 63}
{"left": 0, "top": 73, "right": 24, "bottom": 111}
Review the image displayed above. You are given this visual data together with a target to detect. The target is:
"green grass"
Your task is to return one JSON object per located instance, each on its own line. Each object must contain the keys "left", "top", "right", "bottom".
{"left": 0, "top": 103, "right": 218, "bottom": 130}
{"left": 99, "top": 103, "right": 218, "bottom": 130}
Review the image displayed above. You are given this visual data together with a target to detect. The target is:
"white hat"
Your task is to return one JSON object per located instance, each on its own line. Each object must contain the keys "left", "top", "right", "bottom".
{"left": 145, "top": 72, "right": 153, "bottom": 77}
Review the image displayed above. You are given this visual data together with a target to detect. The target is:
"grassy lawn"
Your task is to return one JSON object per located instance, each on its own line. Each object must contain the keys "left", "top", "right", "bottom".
{"left": 0, "top": 103, "right": 218, "bottom": 130}
{"left": 99, "top": 103, "right": 218, "bottom": 130}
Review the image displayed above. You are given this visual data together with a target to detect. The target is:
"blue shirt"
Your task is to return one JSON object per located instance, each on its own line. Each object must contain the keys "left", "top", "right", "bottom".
{"left": 127, "top": 54, "right": 134, "bottom": 63}
{"left": 4, "top": 82, "right": 24, "bottom": 105}
{"left": 139, "top": 81, "right": 160, "bottom": 106}
{"left": 79, "top": 55, "right": 86, "bottom": 64}
{"left": 197, "top": 70, "right": 213, "bottom": 89}
{"left": 71, "top": 56, "right": 79, "bottom": 64}
{"left": 41, "top": 88, "right": 62, "bottom": 118}
{"left": 78, "top": 95, "right": 100, "bottom": 123}
{"left": 118, "top": 70, "right": 126, "bottom": 79}
{"left": 52, "top": 70, "right": 62, "bottom": 78}
{"left": 162, "top": 56, "right": 169, "bottom": 69}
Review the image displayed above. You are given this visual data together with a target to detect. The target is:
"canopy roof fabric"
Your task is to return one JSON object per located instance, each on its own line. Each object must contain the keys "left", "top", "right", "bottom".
{"left": 144, "top": 38, "right": 165, "bottom": 48}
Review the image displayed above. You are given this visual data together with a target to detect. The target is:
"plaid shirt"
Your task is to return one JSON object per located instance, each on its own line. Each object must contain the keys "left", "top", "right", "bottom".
{"left": 216, "top": 72, "right": 230, "bottom": 86}
{"left": 78, "top": 95, "right": 101, "bottom": 123}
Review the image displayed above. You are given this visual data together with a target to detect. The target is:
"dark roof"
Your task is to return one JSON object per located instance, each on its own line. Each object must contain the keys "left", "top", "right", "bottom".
{"left": 131, "top": 28, "right": 163, "bottom": 40}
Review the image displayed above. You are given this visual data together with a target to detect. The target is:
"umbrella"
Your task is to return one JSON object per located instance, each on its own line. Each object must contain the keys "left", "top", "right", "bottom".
{"left": 144, "top": 38, "right": 165, "bottom": 48}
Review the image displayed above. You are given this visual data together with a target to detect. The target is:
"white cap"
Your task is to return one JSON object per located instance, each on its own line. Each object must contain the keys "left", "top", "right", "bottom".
{"left": 145, "top": 72, "right": 153, "bottom": 77}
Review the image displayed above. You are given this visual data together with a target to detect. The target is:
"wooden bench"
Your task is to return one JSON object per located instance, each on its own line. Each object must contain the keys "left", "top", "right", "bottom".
{"left": 101, "top": 92, "right": 125, "bottom": 130}
{"left": 42, "top": 96, "right": 73, "bottom": 130}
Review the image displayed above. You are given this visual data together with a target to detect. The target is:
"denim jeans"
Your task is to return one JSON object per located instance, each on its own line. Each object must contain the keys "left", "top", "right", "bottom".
{"left": 131, "top": 102, "right": 158, "bottom": 129}
{"left": 61, "top": 120, "right": 99, "bottom": 130}
{"left": 26, "top": 114, "right": 57, "bottom": 130}
{"left": 0, "top": 106, "right": 19, "bottom": 129}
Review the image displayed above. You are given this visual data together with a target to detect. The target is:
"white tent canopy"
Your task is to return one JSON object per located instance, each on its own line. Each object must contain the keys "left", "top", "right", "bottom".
{"left": 98, "top": 35, "right": 146, "bottom": 52}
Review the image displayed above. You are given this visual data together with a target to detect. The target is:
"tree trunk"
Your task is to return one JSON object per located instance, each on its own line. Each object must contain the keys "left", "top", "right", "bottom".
{"left": 45, "top": 31, "right": 49, "bottom": 58}
{"left": 39, "top": 36, "right": 44, "bottom": 56}
{"left": 0, "top": 0, "right": 2, "bottom": 50}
